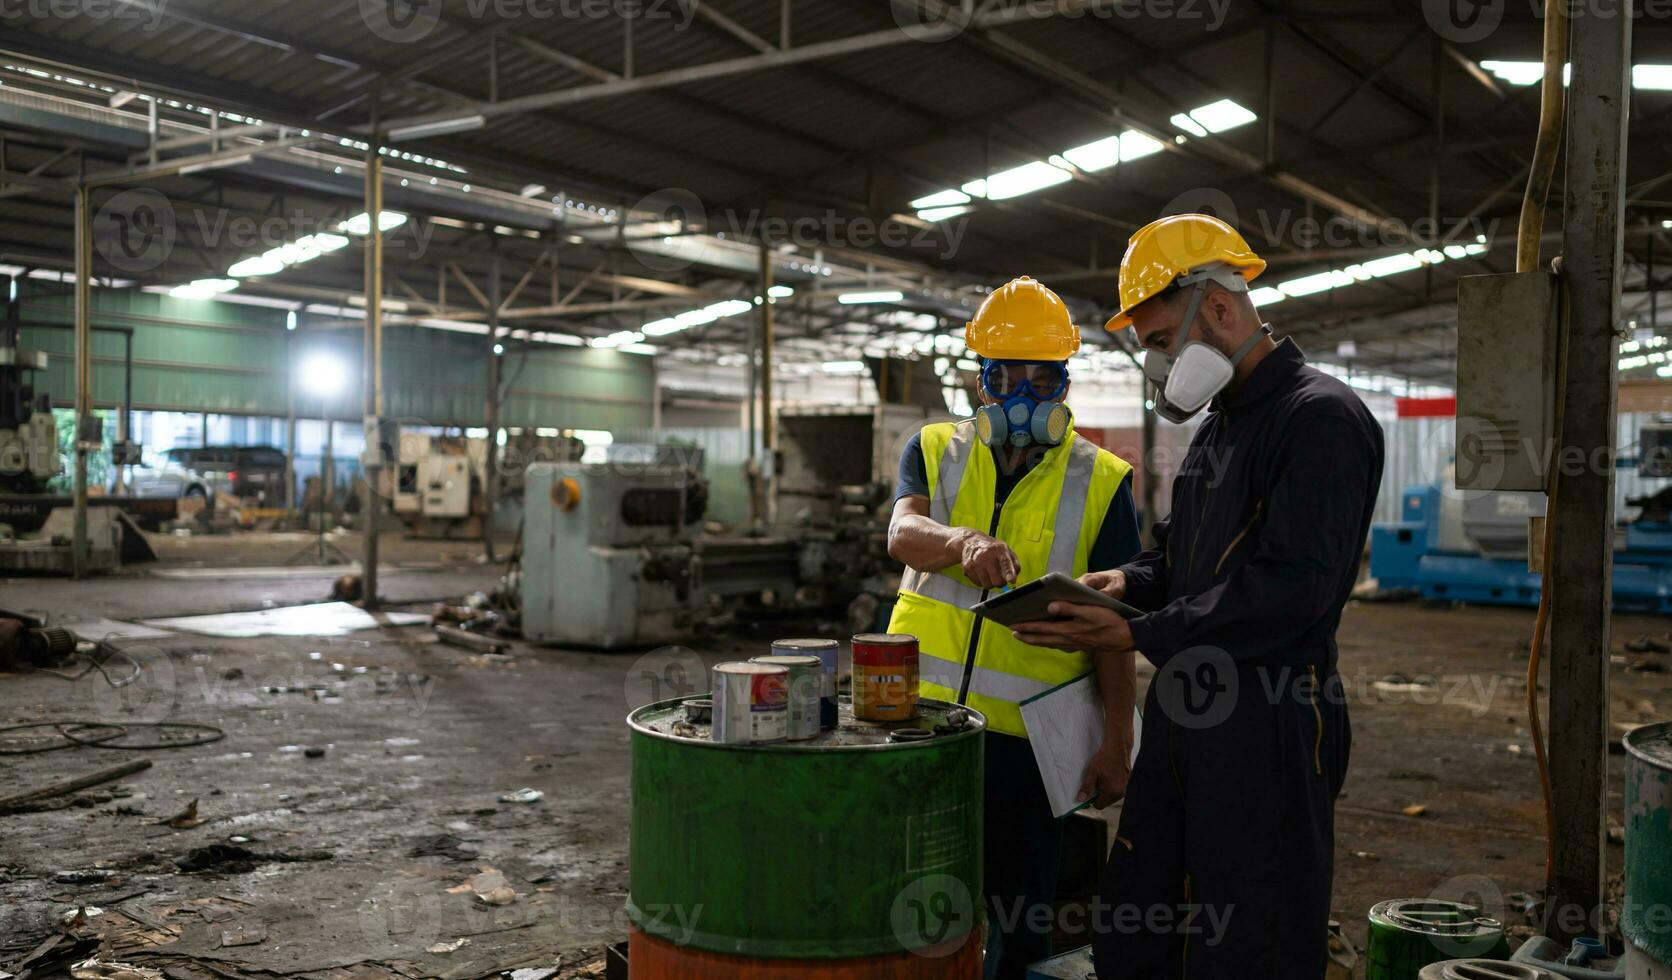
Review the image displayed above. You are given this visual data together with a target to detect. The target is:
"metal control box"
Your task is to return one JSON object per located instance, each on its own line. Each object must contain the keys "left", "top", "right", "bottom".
{"left": 1455, "top": 271, "right": 1559, "bottom": 491}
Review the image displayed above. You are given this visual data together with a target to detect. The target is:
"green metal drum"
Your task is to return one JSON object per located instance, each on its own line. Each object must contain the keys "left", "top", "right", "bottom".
{"left": 1366, "top": 900, "right": 1510, "bottom": 980}
{"left": 1625, "top": 722, "right": 1672, "bottom": 969}
{"left": 627, "top": 696, "right": 984, "bottom": 959}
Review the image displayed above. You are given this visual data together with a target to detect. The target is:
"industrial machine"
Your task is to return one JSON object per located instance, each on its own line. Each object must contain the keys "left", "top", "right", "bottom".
{"left": 390, "top": 432, "right": 482, "bottom": 538}
{"left": 1370, "top": 479, "right": 1672, "bottom": 613}
{"left": 516, "top": 406, "right": 921, "bottom": 648}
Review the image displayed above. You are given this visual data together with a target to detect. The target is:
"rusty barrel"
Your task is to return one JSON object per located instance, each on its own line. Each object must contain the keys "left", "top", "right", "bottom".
{"left": 1624, "top": 722, "right": 1672, "bottom": 977}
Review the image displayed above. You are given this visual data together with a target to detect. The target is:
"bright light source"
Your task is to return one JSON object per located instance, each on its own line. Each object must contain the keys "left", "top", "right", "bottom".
{"left": 590, "top": 330, "right": 644, "bottom": 349}
{"left": 1351, "top": 253, "right": 1424, "bottom": 278}
{"left": 705, "top": 299, "right": 754, "bottom": 318}
{"left": 168, "top": 278, "right": 237, "bottom": 299}
{"left": 1480, "top": 60, "right": 1570, "bottom": 85}
{"left": 675, "top": 308, "right": 719, "bottom": 326}
{"left": 229, "top": 255, "right": 285, "bottom": 277}
{"left": 822, "top": 360, "right": 867, "bottom": 375}
{"left": 1187, "top": 99, "right": 1258, "bottom": 134}
{"left": 918, "top": 205, "right": 970, "bottom": 222}
{"left": 302, "top": 233, "right": 351, "bottom": 252}
{"left": 1060, "top": 135, "right": 1122, "bottom": 172}
{"left": 911, "top": 189, "right": 971, "bottom": 209}
{"left": 983, "top": 160, "right": 1073, "bottom": 200}
{"left": 1638, "top": 65, "right": 1672, "bottom": 90}
{"left": 1118, "top": 130, "right": 1165, "bottom": 160}
{"left": 338, "top": 211, "right": 408, "bottom": 235}
{"left": 768, "top": 285, "right": 796, "bottom": 298}
{"left": 493, "top": 343, "right": 505, "bottom": 355}
{"left": 839, "top": 290, "right": 905, "bottom": 305}
{"left": 286, "top": 310, "right": 298, "bottom": 331}
{"left": 1278, "top": 269, "right": 1355, "bottom": 297}
{"left": 620, "top": 343, "right": 659, "bottom": 356}
{"left": 520, "top": 183, "right": 547, "bottom": 197}
{"left": 300, "top": 351, "right": 348, "bottom": 397}
{"left": 1170, "top": 113, "right": 1209, "bottom": 138}
{"left": 1247, "top": 286, "right": 1286, "bottom": 305}
{"left": 641, "top": 318, "right": 685, "bottom": 337}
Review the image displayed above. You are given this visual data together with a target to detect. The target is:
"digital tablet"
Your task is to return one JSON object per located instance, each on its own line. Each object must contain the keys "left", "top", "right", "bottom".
{"left": 971, "top": 571, "right": 1143, "bottom": 626}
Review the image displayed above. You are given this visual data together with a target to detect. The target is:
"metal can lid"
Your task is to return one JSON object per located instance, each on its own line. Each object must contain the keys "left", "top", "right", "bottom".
{"left": 751, "top": 655, "right": 822, "bottom": 669}
{"left": 713, "top": 661, "right": 788, "bottom": 676}
{"left": 1624, "top": 721, "right": 1672, "bottom": 767}
{"left": 852, "top": 632, "right": 917, "bottom": 646}
{"left": 772, "top": 638, "right": 839, "bottom": 651}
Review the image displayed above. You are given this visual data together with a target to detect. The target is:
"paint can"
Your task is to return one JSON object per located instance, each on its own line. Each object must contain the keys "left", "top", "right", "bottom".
{"left": 1365, "top": 899, "right": 1508, "bottom": 980}
{"left": 772, "top": 638, "right": 839, "bottom": 729}
{"left": 711, "top": 662, "right": 788, "bottom": 745}
{"left": 851, "top": 633, "right": 919, "bottom": 723}
{"left": 750, "top": 655, "right": 823, "bottom": 741}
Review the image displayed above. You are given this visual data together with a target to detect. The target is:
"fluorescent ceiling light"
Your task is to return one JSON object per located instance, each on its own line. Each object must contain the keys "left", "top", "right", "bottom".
{"left": 519, "top": 183, "right": 547, "bottom": 197}
{"left": 1247, "top": 286, "right": 1287, "bottom": 305}
{"left": 228, "top": 255, "right": 285, "bottom": 278}
{"left": 168, "top": 278, "right": 237, "bottom": 299}
{"left": 591, "top": 330, "right": 644, "bottom": 349}
{"left": 918, "top": 205, "right": 970, "bottom": 222}
{"left": 1350, "top": 253, "right": 1424, "bottom": 279}
{"left": 1060, "top": 135, "right": 1122, "bottom": 172}
{"left": 839, "top": 290, "right": 905, "bottom": 305}
{"left": 619, "top": 343, "right": 659, "bottom": 356}
{"left": 1187, "top": 99, "right": 1258, "bottom": 134}
{"left": 1636, "top": 65, "right": 1672, "bottom": 90}
{"left": 675, "top": 308, "right": 719, "bottom": 326}
{"left": 1278, "top": 269, "right": 1356, "bottom": 297}
{"left": 641, "top": 318, "right": 685, "bottom": 337}
{"left": 338, "top": 211, "right": 408, "bottom": 235}
{"left": 705, "top": 299, "right": 754, "bottom": 318}
{"left": 768, "top": 285, "right": 796, "bottom": 298}
{"left": 387, "top": 114, "right": 486, "bottom": 142}
{"left": 1170, "top": 113, "right": 1209, "bottom": 138}
{"left": 912, "top": 189, "right": 970, "bottom": 209}
{"left": 1118, "top": 130, "right": 1165, "bottom": 160}
{"left": 301, "top": 233, "right": 350, "bottom": 252}
{"left": 966, "top": 160, "right": 1072, "bottom": 200}
{"left": 822, "top": 360, "right": 867, "bottom": 375}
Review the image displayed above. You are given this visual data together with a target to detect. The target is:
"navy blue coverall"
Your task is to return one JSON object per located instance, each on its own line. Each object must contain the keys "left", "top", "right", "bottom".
{"left": 1092, "top": 338, "right": 1383, "bottom": 979}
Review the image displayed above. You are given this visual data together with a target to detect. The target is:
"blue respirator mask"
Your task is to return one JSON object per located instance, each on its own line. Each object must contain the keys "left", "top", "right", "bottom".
{"left": 973, "top": 359, "right": 1072, "bottom": 449}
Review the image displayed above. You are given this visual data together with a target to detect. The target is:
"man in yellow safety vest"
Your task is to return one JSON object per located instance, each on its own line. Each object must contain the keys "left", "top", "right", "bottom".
{"left": 886, "top": 275, "right": 1143, "bottom": 979}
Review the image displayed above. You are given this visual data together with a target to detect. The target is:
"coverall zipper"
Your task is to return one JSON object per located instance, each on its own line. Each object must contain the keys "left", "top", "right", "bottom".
{"left": 1308, "top": 665, "right": 1324, "bottom": 776}
{"left": 1213, "top": 502, "right": 1262, "bottom": 576}
{"left": 1186, "top": 411, "right": 1230, "bottom": 580}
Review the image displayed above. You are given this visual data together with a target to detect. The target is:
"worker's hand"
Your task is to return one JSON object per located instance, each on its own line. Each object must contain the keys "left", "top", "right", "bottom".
{"left": 1080, "top": 569, "right": 1128, "bottom": 600}
{"left": 956, "top": 530, "right": 1019, "bottom": 589}
{"left": 1078, "top": 741, "right": 1132, "bottom": 809}
{"left": 1011, "top": 602, "right": 1135, "bottom": 655}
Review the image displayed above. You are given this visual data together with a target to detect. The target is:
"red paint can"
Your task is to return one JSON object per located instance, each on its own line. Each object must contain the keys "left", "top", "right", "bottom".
{"left": 850, "top": 633, "right": 919, "bottom": 722}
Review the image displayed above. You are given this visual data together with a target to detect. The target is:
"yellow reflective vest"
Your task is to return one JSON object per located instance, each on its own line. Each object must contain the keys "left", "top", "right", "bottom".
{"left": 887, "top": 420, "right": 1132, "bottom": 738}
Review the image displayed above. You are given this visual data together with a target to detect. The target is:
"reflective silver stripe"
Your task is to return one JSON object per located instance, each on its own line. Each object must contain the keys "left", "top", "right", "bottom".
{"left": 918, "top": 652, "right": 1053, "bottom": 704}
{"left": 919, "top": 652, "right": 965, "bottom": 690}
{"left": 928, "top": 421, "right": 977, "bottom": 525}
{"left": 901, "top": 568, "right": 985, "bottom": 608}
{"left": 1046, "top": 436, "right": 1100, "bottom": 574}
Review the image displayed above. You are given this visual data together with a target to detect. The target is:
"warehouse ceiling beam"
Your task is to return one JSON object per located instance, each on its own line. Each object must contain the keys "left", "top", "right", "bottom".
{"left": 372, "top": 0, "right": 1117, "bottom": 134}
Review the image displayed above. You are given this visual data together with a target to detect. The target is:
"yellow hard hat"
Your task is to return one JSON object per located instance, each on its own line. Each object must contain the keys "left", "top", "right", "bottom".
{"left": 1104, "top": 214, "right": 1266, "bottom": 333}
{"left": 964, "top": 276, "right": 1080, "bottom": 361}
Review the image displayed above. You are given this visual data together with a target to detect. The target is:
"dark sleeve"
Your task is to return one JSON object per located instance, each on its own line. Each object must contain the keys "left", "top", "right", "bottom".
{"left": 1117, "top": 517, "right": 1172, "bottom": 613}
{"left": 1088, "top": 474, "right": 1143, "bottom": 572}
{"left": 1126, "top": 413, "right": 1378, "bottom": 665}
{"left": 894, "top": 433, "right": 929, "bottom": 501}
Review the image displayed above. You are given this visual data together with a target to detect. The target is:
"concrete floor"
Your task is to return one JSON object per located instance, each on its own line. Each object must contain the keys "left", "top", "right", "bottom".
{"left": 1, "top": 531, "right": 1669, "bottom": 977}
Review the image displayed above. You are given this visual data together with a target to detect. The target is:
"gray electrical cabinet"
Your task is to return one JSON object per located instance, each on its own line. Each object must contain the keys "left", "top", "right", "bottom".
{"left": 1455, "top": 271, "right": 1559, "bottom": 491}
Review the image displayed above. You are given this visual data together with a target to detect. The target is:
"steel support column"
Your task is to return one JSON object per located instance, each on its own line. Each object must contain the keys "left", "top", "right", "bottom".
{"left": 758, "top": 243, "right": 775, "bottom": 524}
{"left": 1547, "top": 0, "right": 1630, "bottom": 940}
{"left": 361, "top": 142, "right": 384, "bottom": 608}
{"left": 484, "top": 252, "right": 501, "bottom": 563}
{"left": 72, "top": 186, "right": 91, "bottom": 579}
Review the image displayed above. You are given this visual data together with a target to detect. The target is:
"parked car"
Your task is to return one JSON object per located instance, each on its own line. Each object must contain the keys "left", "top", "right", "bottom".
{"left": 164, "top": 445, "right": 288, "bottom": 504}
{"left": 123, "top": 452, "right": 230, "bottom": 504}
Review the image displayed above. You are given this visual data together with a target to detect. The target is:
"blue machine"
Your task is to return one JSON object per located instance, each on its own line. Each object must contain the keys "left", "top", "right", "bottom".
{"left": 1370, "top": 483, "right": 1672, "bottom": 613}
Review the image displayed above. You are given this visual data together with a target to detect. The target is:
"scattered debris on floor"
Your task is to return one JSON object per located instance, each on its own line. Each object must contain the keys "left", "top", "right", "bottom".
{"left": 141, "top": 601, "right": 427, "bottom": 638}
{"left": 1401, "top": 804, "right": 1429, "bottom": 818}
{"left": 498, "top": 788, "right": 543, "bottom": 804}
{"left": 173, "top": 844, "right": 332, "bottom": 874}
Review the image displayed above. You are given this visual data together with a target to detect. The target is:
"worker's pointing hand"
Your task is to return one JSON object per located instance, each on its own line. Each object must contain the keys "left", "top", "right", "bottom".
{"left": 957, "top": 531, "right": 1019, "bottom": 589}
{"left": 1080, "top": 569, "right": 1128, "bottom": 600}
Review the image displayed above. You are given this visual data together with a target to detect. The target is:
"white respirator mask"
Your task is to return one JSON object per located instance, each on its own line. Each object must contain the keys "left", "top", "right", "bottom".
{"left": 1140, "top": 266, "right": 1270, "bottom": 424}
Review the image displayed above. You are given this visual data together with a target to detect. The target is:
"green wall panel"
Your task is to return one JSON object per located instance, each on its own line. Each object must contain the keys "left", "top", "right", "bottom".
{"left": 15, "top": 286, "right": 654, "bottom": 431}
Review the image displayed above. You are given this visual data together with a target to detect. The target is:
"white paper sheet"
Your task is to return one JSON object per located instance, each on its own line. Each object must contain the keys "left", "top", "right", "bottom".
{"left": 1019, "top": 673, "right": 1142, "bottom": 818}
